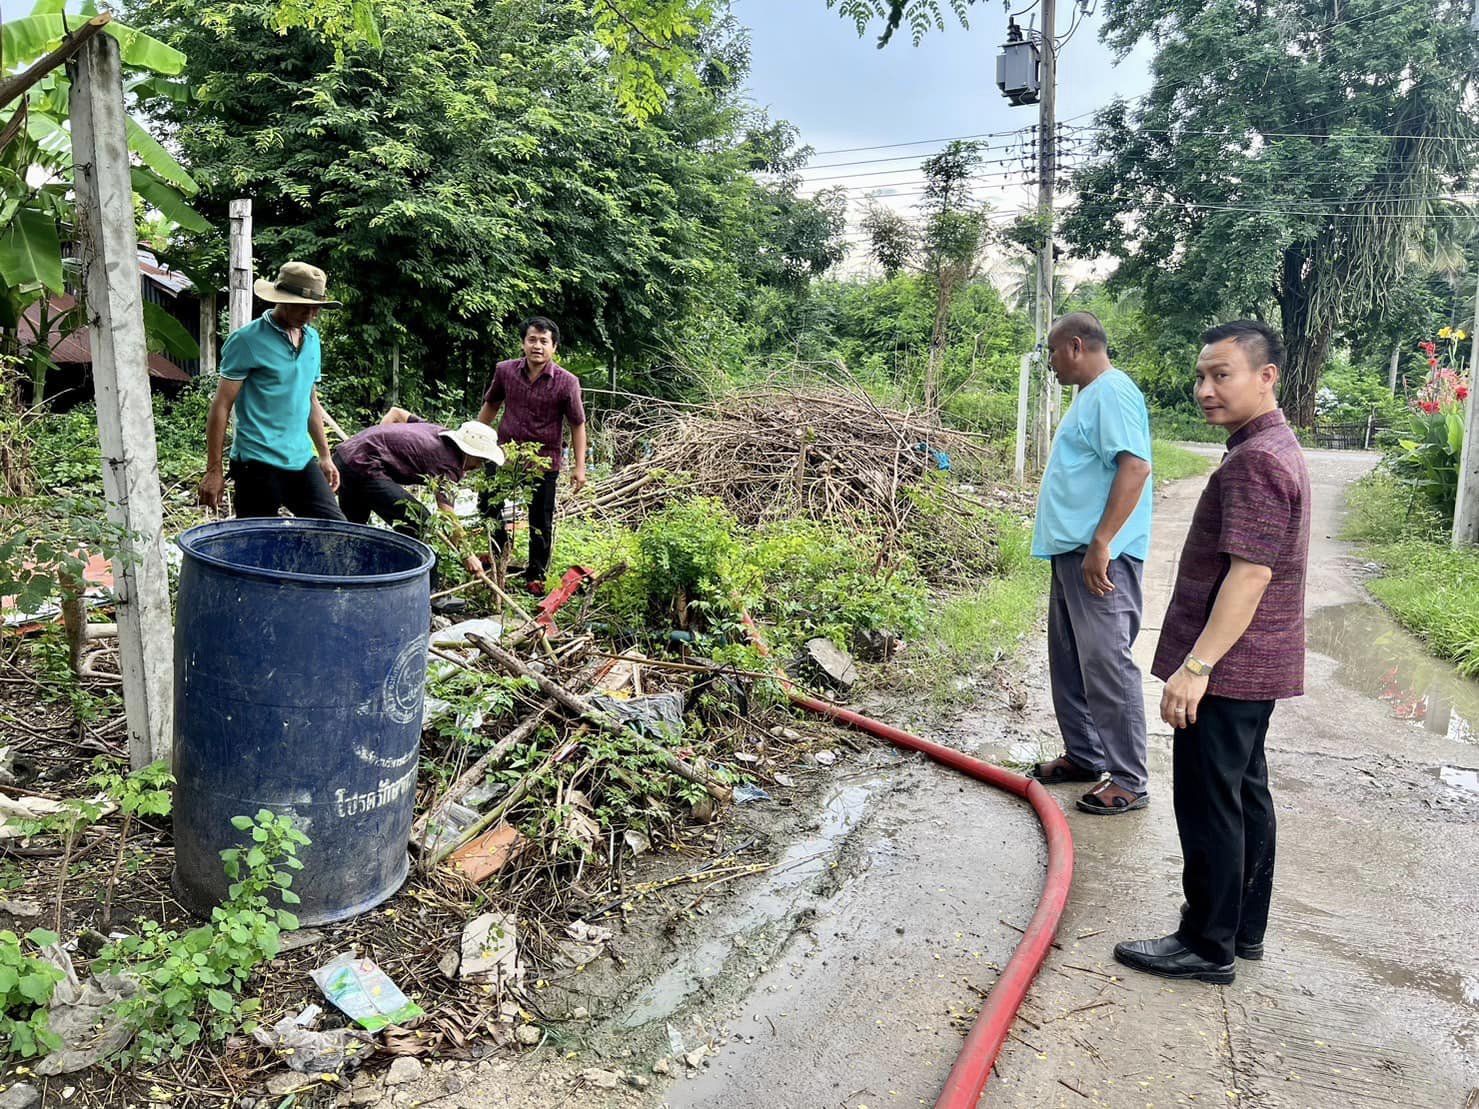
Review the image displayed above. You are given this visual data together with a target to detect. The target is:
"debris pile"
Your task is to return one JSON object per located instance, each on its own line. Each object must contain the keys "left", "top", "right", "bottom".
{"left": 567, "top": 387, "right": 991, "bottom": 532}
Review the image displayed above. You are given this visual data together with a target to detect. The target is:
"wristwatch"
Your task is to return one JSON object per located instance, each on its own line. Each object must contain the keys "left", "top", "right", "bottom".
{"left": 1183, "top": 654, "right": 1214, "bottom": 677}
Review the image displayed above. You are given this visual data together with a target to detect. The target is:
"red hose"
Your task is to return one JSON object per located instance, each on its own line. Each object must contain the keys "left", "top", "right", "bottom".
{"left": 743, "top": 617, "right": 1075, "bottom": 1107}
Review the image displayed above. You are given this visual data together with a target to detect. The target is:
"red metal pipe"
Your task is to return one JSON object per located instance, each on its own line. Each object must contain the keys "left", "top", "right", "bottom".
{"left": 744, "top": 617, "right": 1074, "bottom": 1107}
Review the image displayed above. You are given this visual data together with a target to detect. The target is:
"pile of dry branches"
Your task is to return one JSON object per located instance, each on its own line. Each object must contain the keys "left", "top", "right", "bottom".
{"left": 565, "top": 386, "right": 991, "bottom": 537}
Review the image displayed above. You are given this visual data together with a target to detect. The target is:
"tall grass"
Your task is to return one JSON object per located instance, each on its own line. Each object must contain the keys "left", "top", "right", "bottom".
{"left": 1344, "top": 472, "right": 1479, "bottom": 676}
{"left": 919, "top": 514, "right": 1049, "bottom": 694}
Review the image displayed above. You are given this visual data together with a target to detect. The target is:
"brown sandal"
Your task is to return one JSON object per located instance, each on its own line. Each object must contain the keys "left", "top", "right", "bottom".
{"left": 1029, "top": 755, "right": 1103, "bottom": 785}
{"left": 1076, "top": 780, "right": 1149, "bottom": 814}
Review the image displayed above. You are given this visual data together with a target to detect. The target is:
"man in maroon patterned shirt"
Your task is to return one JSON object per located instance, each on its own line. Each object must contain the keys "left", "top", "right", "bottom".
{"left": 1114, "top": 320, "right": 1310, "bottom": 985}
{"left": 477, "top": 317, "right": 587, "bottom": 595}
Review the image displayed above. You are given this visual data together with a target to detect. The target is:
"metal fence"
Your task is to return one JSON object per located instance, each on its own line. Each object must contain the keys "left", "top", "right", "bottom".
{"left": 1311, "top": 415, "right": 1385, "bottom": 451}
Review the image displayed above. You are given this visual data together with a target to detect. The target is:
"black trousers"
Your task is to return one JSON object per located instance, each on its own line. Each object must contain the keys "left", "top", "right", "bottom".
{"left": 488, "top": 472, "right": 559, "bottom": 582}
{"left": 231, "top": 459, "right": 346, "bottom": 521}
{"left": 1173, "top": 694, "right": 1277, "bottom": 965}
{"left": 332, "top": 450, "right": 424, "bottom": 535}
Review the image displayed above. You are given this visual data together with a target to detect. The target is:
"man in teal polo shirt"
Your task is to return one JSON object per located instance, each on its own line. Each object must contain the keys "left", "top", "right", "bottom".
{"left": 198, "top": 262, "right": 346, "bottom": 520}
{"left": 1028, "top": 312, "right": 1155, "bottom": 814}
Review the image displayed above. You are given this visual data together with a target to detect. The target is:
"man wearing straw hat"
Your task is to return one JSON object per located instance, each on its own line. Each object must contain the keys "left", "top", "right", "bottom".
{"left": 333, "top": 411, "right": 505, "bottom": 571}
{"left": 198, "top": 261, "right": 347, "bottom": 520}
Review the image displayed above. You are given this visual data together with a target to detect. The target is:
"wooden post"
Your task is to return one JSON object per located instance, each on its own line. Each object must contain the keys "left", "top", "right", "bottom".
{"left": 389, "top": 342, "right": 400, "bottom": 407}
{"left": 198, "top": 291, "right": 218, "bottom": 376}
{"left": 1013, "top": 351, "right": 1031, "bottom": 482}
{"left": 69, "top": 35, "right": 173, "bottom": 768}
{"left": 228, "top": 199, "right": 253, "bottom": 333}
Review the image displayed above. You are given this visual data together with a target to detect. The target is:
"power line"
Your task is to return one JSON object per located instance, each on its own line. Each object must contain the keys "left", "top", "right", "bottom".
{"left": 806, "top": 127, "right": 1037, "bottom": 158}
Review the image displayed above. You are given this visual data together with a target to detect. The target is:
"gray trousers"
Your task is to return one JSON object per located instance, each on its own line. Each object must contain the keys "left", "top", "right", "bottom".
{"left": 1047, "top": 550, "right": 1149, "bottom": 795}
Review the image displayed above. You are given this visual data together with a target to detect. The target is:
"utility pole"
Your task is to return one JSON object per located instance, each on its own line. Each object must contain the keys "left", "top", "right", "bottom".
{"left": 1451, "top": 273, "right": 1479, "bottom": 546}
{"left": 1035, "top": 0, "right": 1058, "bottom": 454}
{"left": 228, "top": 199, "right": 253, "bottom": 333}
{"left": 70, "top": 34, "right": 174, "bottom": 768}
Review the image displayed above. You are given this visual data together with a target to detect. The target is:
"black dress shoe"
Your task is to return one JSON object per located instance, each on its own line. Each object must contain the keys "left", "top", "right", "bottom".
{"left": 1178, "top": 902, "right": 1264, "bottom": 960}
{"left": 1113, "top": 935, "right": 1235, "bottom": 984}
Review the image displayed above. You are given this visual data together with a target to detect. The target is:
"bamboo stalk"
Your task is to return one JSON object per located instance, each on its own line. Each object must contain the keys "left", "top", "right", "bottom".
{"left": 468, "top": 633, "right": 732, "bottom": 803}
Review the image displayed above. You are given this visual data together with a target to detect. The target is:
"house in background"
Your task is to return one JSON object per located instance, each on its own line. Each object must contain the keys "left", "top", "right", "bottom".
{"left": 17, "top": 251, "right": 215, "bottom": 410}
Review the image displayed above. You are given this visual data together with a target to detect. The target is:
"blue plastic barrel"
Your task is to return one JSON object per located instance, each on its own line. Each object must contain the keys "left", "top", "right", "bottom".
{"left": 172, "top": 518, "right": 434, "bottom": 925}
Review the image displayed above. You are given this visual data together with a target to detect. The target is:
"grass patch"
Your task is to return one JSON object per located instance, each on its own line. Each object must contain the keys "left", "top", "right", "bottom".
{"left": 1151, "top": 439, "right": 1213, "bottom": 483}
{"left": 1342, "top": 472, "right": 1479, "bottom": 676}
{"left": 910, "top": 514, "right": 1049, "bottom": 700}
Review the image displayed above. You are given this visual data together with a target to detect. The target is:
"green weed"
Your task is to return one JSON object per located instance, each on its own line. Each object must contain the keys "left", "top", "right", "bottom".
{"left": 1151, "top": 440, "right": 1213, "bottom": 483}
{"left": 0, "top": 927, "right": 64, "bottom": 1058}
{"left": 99, "top": 810, "right": 308, "bottom": 1062}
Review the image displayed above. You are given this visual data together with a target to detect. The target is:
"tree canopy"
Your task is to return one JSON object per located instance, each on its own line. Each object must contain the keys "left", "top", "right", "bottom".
{"left": 1060, "top": 0, "right": 1479, "bottom": 423}
{"left": 127, "top": 0, "right": 847, "bottom": 413}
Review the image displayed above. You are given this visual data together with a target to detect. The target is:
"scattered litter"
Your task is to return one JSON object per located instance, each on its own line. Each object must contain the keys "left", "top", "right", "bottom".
{"left": 430, "top": 619, "right": 504, "bottom": 649}
{"left": 310, "top": 952, "right": 424, "bottom": 1032}
{"left": 588, "top": 691, "right": 684, "bottom": 736}
{"left": 449, "top": 822, "right": 529, "bottom": 884}
{"left": 559, "top": 790, "right": 602, "bottom": 853}
{"left": 774, "top": 773, "right": 795, "bottom": 788}
{"left": 665, "top": 1022, "right": 686, "bottom": 1056}
{"left": 0, "top": 745, "right": 13, "bottom": 786}
{"left": 812, "top": 750, "right": 837, "bottom": 767}
{"left": 624, "top": 829, "right": 651, "bottom": 856}
{"left": 0, "top": 793, "right": 116, "bottom": 840}
{"left": 733, "top": 783, "right": 773, "bottom": 804}
{"left": 0, "top": 899, "right": 42, "bottom": 919}
{"left": 418, "top": 801, "right": 480, "bottom": 854}
{"left": 565, "top": 919, "right": 615, "bottom": 946}
{"left": 461, "top": 783, "right": 502, "bottom": 807}
{"left": 459, "top": 912, "right": 522, "bottom": 988}
{"left": 804, "top": 638, "right": 858, "bottom": 690}
{"left": 35, "top": 944, "right": 137, "bottom": 1075}
{"left": 253, "top": 1009, "right": 371, "bottom": 1076}
{"left": 593, "top": 656, "right": 642, "bottom": 694}
{"left": 420, "top": 696, "right": 454, "bottom": 729}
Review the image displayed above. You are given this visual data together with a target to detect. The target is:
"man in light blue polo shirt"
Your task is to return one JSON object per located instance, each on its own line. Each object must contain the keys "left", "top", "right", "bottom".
{"left": 1029, "top": 312, "right": 1154, "bottom": 815}
{"left": 198, "top": 261, "right": 346, "bottom": 520}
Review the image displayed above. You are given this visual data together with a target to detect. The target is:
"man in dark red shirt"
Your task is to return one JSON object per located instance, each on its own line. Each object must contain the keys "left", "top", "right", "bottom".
{"left": 333, "top": 413, "right": 504, "bottom": 571}
{"left": 477, "top": 317, "right": 587, "bottom": 595}
{"left": 1114, "top": 320, "right": 1310, "bottom": 985}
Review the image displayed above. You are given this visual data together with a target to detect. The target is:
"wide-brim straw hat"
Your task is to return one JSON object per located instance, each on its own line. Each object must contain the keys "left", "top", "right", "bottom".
{"left": 253, "top": 261, "right": 342, "bottom": 307}
{"left": 441, "top": 421, "right": 505, "bottom": 466}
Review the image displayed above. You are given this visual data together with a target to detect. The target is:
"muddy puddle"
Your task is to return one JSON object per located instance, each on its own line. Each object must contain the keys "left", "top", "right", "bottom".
{"left": 1307, "top": 602, "right": 1479, "bottom": 744}
{"left": 615, "top": 774, "right": 889, "bottom": 1032}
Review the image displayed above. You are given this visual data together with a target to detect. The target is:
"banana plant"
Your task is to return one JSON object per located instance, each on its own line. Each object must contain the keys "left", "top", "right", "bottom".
{"left": 0, "top": 0, "right": 204, "bottom": 390}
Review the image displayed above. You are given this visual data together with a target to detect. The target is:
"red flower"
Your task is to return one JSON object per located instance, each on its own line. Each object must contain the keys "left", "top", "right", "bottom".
{"left": 1420, "top": 340, "right": 1437, "bottom": 354}
{"left": 1429, "top": 357, "right": 1440, "bottom": 368}
{"left": 1459, "top": 386, "right": 1470, "bottom": 401}
{"left": 1420, "top": 400, "right": 1441, "bottom": 413}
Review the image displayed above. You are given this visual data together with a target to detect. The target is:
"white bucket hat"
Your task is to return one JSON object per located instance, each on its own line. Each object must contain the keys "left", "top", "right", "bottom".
{"left": 441, "top": 421, "right": 505, "bottom": 466}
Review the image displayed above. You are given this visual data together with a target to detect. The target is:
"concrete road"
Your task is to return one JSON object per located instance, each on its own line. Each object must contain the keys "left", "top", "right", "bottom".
{"left": 660, "top": 447, "right": 1479, "bottom": 1108}
{"left": 437, "top": 448, "right": 1478, "bottom": 1109}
